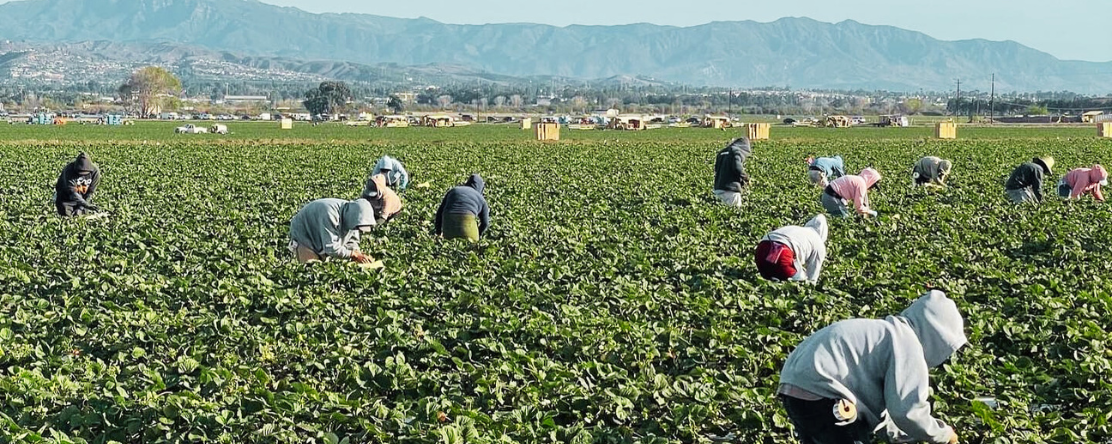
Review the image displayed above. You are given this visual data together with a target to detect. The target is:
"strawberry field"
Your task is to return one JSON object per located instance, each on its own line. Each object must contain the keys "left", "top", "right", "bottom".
{"left": 2, "top": 124, "right": 1112, "bottom": 443}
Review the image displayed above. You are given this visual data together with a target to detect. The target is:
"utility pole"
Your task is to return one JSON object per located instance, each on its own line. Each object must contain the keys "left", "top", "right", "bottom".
{"left": 989, "top": 73, "right": 995, "bottom": 124}
{"left": 954, "top": 78, "right": 961, "bottom": 116}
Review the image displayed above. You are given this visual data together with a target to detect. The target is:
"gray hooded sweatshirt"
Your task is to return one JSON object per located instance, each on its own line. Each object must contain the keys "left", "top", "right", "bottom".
{"left": 289, "top": 198, "right": 376, "bottom": 259}
{"left": 760, "top": 214, "right": 828, "bottom": 284}
{"left": 779, "top": 291, "right": 967, "bottom": 443}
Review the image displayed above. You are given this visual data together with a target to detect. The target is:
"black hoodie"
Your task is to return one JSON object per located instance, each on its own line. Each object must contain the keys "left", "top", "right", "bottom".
{"left": 55, "top": 152, "right": 100, "bottom": 207}
{"left": 435, "top": 174, "right": 490, "bottom": 236}
{"left": 1005, "top": 158, "right": 1052, "bottom": 202}
{"left": 713, "top": 138, "right": 752, "bottom": 192}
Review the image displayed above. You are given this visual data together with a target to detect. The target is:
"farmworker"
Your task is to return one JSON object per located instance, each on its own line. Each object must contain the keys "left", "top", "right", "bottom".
{"left": 1057, "top": 165, "right": 1107, "bottom": 201}
{"left": 712, "top": 137, "right": 752, "bottom": 207}
{"left": 913, "top": 156, "right": 953, "bottom": 187}
{"left": 1004, "top": 156, "right": 1054, "bottom": 204}
{"left": 779, "top": 290, "right": 965, "bottom": 444}
{"left": 361, "top": 173, "right": 403, "bottom": 224}
{"left": 54, "top": 152, "right": 101, "bottom": 217}
{"left": 288, "top": 198, "right": 377, "bottom": 264}
{"left": 806, "top": 155, "right": 845, "bottom": 188}
{"left": 821, "top": 168, "right": 883, "bottom": 218}
{"left": 371, "top": 155, "right": 410, "bottom": 191}
{"left": 434, "top": 174, "right": 490, "bottom": 242}
{"left": 755, "top": 214, "right": 828, "bottom": 284}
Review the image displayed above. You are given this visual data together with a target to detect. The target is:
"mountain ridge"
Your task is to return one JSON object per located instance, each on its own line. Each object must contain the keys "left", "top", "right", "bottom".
{"left": 0, "top": 0, "right": 1108, "bottom": 93}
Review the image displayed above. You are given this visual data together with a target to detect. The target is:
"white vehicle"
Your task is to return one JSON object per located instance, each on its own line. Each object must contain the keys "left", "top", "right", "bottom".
{"left": 257, "top": 113, "right": 272, "bottom": 121}
{"left": 175, "top": 124, "right": 209, "bottom": 134}
{"left": 209, "top": 124, "right": 228, "bottom": 134}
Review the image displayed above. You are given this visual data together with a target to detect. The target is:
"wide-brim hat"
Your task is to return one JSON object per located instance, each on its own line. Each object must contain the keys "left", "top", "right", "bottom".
{"left": 1035, "top": 156, "right": 1055, "bottom": 175}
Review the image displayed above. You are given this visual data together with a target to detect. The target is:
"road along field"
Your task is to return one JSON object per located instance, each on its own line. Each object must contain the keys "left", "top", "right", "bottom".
{"left": 1, "top": 125, "right": 1111, "bottom": 442}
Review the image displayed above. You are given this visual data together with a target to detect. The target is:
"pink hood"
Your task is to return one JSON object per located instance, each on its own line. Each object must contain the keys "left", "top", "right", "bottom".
{"left": 860, "top": 168, "right": 882, "bottom": 189}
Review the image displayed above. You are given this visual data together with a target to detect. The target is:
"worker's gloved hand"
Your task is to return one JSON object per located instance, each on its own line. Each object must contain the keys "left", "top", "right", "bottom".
{"left": 948, "top": 429, "right": 959, "bottom": 444}
{"left": 866, "top": 210, "right": 878, "bottom": 217}
{"left": 85, "top": 204, "right": 99, "bottom": 212}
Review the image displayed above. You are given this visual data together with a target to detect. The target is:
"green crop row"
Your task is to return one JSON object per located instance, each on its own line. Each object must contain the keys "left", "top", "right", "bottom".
{"left": 1, "top": 133, "right": 1111, "bottom": 443}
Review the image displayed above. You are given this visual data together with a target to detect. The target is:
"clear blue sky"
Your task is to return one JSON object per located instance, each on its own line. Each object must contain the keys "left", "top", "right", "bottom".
{"left": 252, "top": 0, "right": 1110, "bottom": 62}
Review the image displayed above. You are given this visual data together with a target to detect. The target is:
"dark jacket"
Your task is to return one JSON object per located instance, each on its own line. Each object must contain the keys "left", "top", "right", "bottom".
{"left": 713, "top": 138, "right": 752, "bottom": 192}
{"left": 1005, "top": 159, "right": 1051, "bottom": 202}
{"left": 54, "top": 152, "right": 100, "bottom": 208}
{"left": 435, "top": 174, "right": 490, "bottom": 236}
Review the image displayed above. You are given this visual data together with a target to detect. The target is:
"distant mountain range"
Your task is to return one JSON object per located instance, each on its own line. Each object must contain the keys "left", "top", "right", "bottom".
{"left": 0, "top": 0, "right": 1109, "bottom": 93}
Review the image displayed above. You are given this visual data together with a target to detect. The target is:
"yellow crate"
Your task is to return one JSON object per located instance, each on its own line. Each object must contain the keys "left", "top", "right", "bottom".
{"left": 1099, "top": 123, "right": 1112, "bottom": 138}
{"left": 280, "top": 118, "right": 293, "bottom": 130}
{"left": 521, "top": 118, "right": 532, "bottom": 130}
{"left": 747, "top": 123, "right": 770, "bottom": 140}
{"left": 934, "top": 122, "right": 957, "bottom": 139}
{"left": 534, "top": 123, "right": 560, "bottom": 141}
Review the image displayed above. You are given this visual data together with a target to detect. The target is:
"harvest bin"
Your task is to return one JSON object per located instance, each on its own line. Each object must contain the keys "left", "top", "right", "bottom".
{"left": 1100, "top": 123, "right": 1112, "bottom": 138}
{"left": 280, "top": 118, "right": 293, "bottom": 130}
{"left": 535, "top": 123, "right": 560, "bottom": 141}
{"left": 521, "top": 118, "right": 532, "bottom": 130}
{"left": 935, "top": 122, "right": 957, "bottom": 139}
{"left": 747, "top": 123, "right": 770, "bottom": 140}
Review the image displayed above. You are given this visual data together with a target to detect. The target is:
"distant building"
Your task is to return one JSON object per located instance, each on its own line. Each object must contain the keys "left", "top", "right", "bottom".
{"left": 392, "top": 92, "right": 417, "bottom": 104}
{"left": 1082, "top": 110, "right": 1104, "bottom": 123}
{"left": 223, "top": 95, "right": 269, "bottom": 103}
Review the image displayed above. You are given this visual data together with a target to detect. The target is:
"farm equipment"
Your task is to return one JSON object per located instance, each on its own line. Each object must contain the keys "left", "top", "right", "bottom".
{"left": 210, "top": 124, "right": 228, "bottom": 134}
{"left": 875, "top": 115, "right": 910, "bottom": 127}
{"left": 824, "top": 115, "right": 852, "bottom": 128}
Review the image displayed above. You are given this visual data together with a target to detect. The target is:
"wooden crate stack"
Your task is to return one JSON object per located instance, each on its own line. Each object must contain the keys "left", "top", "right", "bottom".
{"left": 935, "top": 122, "right": 957, "bottom": 139}
{"left": 747, "top": 123, "right": 770, "bottom": 140}
{"left": 1099, "top": 123, "right": 1112, "bottom": 138}
{"left": 535, "top": 123, "right": 560, "bottom": 141}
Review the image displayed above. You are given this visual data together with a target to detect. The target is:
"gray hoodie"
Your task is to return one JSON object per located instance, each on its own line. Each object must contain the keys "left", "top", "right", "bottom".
{"left": 289, "top": 198, "right": 376, "bottom": 259}
{"left": 761, "top": 215, "right": 828, "bottom": 284}
{"left": 779, "top": 291, "right": 967, "bottom": 443}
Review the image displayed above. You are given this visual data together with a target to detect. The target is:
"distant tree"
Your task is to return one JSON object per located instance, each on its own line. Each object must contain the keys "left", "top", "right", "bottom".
{"left": 1026, "top": 104, "right": 1049, "bottom": 116}
{"left": 493, "top": 96, "right": 506, "bottom": 107}
{"left": 303, "top": 81, "right": 352, "bottom": 115}
{"left": 436, "top": 95, "right": 453, "bottom": 109}
{"left": 119, "top": 66, "right": 182, "bottom": 117}
{"left": 387, "top": 95, "right": 405, "bottom": 113}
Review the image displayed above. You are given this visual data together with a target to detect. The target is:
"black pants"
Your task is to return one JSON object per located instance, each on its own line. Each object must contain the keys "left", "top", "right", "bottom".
{"left": 56, "top": 201, "right": 85, "bottom": 217}
{"left": 781, "top": 395, "right": 871, "bottom": 444}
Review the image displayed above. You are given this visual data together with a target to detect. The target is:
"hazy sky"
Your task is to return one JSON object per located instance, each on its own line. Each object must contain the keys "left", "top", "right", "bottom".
{"left": 249, "top": 0, "right": 1109, "bottom": 62}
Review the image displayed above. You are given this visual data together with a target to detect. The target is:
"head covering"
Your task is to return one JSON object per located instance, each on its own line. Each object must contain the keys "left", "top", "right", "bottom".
{"left": 1090, "top": 165, "right": 1108, "bottom": 186}
{"left": 900, "top": 290, "right": 967, "bottom": 368}
{"left": 808, "top": 170, "right": 828, "bottom": 188}
{"left": 724, "top": 137, "right": 752, "bottom": 160}
{"left": 756, "top": 241, "right": 796, "bottom": 281}
{"left": 74, "top": 152, "right": 96, "bottom": 174}
{"left": 1034, "top": 157, "right": 1055, "bottom": 175}
{"left": 804, "top": 214, "right": 829, "bottom": 243}
{"left": 340, "top": 198, "right": 376, "bottom": 232}
{"left": 464, "top": 174, "right": 485, "bottom": 194}
{"left": 859, "top": 168, "right": 882, "bottom": 191}
{"left": 938, "top": 159, "right": 953, "bottom": 178}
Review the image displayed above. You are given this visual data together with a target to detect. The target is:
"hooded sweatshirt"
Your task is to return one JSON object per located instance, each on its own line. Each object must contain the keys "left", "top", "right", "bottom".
{"left": 1064, "top": 166, "right": 1108, "bottom": 201}
{"left": 1005, "top": 159, "right": 1052, "bottom": 202}
{"left": 289, "top": 198, "right": 376, "bottom": 259}
{"left": 913, "top": 157, "right": 953, "bottom": 186}
{"left": 713, "top": 138, "right": 752, "bottom": 192}
{"left": 371, "top": 155, "right": 410, "bottom": 190}
{"left": 760, "top": 215, "right": 828, "bottom": 283}
{"left": 828, "top": 168, "right": 882, "bottom": 214}
{"left": 779, "top": 291, "right": 966, "bottom": 443}
{"left": 54, "top": 152, "right": 101, "bottom": 207}
{"left": 362, "top": 174, "right": 403, "bottom": 221}
{"left": 810, "top": 156, "right": 846, "bottom": 179}
{"left": 435, "top": 174, "right": 490, "bottom": 236}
